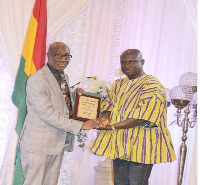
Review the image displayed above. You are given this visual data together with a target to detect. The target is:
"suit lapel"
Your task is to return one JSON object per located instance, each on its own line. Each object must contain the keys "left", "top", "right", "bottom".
{"left": 42, "top": 65, "right": 64, "bottom": 101}
{"left": 42, "top": 65, "right": 75, "bottom": 112}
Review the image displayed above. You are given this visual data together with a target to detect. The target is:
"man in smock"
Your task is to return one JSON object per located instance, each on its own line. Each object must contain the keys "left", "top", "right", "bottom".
{"left": 90, "top": 49, "right": 176, "bottom": 185}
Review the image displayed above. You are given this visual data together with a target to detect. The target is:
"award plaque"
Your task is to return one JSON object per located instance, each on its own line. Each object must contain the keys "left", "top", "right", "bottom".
{"left": 72, "top": 92, "right": 101, "bottom": 121}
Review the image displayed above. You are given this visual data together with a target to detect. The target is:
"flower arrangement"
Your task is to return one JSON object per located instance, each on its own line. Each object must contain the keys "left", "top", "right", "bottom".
{"left": 71, "top": 76, "right": 111, "bottom": 98}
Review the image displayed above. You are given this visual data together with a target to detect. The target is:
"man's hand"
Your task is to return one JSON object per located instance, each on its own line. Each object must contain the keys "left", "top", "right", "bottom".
{"left": 76, "top": 87, "right": 84, "bottom": 95}
{"left": 96, "top": 117, "right": 110, "bottom": 128}
{"left": 82, "top": 119, "right": 99, "bottom": 130}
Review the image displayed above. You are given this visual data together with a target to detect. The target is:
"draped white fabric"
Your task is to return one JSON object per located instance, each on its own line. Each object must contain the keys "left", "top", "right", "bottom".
{"left": 0, "top": 0, "right": 91, "bottom": 78}
{"left": 0, "top": 0, "right": 197, "bottom": 185}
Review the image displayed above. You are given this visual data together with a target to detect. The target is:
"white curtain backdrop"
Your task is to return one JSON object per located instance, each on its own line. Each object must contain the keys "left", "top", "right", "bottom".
{"left": 0, "top": 0, "right": 197, "bottom": 185}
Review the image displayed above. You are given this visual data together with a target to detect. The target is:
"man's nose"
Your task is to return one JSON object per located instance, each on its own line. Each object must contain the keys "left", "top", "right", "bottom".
{"left": 59, "top": 57, "right": 69, "bottom": 62}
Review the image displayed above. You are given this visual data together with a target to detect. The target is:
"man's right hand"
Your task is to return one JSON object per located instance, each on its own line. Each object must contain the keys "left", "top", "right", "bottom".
{"left": 82, "top": 119, "right": 99, "bottom": 130}
{"left": 96, "top": 117, "right": 110, "bottom": 128}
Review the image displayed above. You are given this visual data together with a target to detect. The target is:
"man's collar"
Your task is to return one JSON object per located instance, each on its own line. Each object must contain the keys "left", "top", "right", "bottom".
{"left": 47, "top": 63, "right": 63, "bottom": 76}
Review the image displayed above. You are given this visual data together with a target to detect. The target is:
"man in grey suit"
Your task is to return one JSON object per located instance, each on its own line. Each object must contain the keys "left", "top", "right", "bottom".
{"left": 20, "top": 42, "right": 99, "bottom": 185}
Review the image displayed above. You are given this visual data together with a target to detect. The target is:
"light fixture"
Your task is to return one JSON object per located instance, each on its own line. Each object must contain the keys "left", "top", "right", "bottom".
{"left": 169, "top": 72, "right": 197, "bottom": 185}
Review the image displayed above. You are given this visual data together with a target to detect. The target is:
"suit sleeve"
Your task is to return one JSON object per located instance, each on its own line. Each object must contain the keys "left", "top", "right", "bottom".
{"left": 26, "top": 75, "right": 83, "bottom": 135}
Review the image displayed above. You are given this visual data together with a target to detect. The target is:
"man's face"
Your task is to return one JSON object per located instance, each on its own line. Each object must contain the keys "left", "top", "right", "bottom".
{"left": 47, "top": 44, "right": 71, "bottom": 71}
{"left": 120, "top": 53, "right": 144, "bottom": 79}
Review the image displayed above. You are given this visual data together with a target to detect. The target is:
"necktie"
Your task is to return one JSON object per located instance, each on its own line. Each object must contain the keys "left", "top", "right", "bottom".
{"left": 60, "top": 71, "right": 72, "bottom": 117}
{"left": 60, "top": 72, "right": 74, "bottom": 152}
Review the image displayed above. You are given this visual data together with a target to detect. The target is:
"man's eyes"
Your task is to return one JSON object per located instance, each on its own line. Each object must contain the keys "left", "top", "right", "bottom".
{"left": 121, "top": 61, "right": 136, "bottom": 65}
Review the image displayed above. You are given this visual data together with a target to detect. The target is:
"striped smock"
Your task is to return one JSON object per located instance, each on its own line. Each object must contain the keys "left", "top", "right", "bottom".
{"left": 90, "top": 74, "right": 176, "bottom": 164}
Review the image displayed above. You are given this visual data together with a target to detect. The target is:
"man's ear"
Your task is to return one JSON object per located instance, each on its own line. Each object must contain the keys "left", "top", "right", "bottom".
{"left": 141, "top": 59, "right": 145, "bottom": 65}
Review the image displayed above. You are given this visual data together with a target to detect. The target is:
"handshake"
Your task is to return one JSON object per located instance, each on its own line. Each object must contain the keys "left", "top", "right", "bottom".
{"left": 81, "top": 117, "right": 110, "bottom": 130}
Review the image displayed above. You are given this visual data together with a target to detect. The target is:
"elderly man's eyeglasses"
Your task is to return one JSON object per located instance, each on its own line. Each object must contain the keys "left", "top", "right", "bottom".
{"left": 48, "top": 52, "right": 72, "bottom": 59}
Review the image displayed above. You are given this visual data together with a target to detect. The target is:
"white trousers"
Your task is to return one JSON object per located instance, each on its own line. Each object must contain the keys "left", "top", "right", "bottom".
{"left": 20, "top": 149, "right": 64, "bottom": 185}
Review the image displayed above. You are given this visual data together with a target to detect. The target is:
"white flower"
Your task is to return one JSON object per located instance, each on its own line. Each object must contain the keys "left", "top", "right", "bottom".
{"left": 85, "top": 79, "right": 111, "bottom": 97}
{"left": 114, "top": 69, "right": 124, "bottom": 78}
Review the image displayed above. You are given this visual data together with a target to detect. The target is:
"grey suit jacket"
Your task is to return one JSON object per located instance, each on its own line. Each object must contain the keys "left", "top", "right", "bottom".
{"left": 20, "top": 65, "right": 83, "bottom": 155}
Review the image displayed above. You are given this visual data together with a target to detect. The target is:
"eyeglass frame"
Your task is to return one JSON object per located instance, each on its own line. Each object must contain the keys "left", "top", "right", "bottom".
{"left": 48, "top": 52, "right": 72, "bottom": 59}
